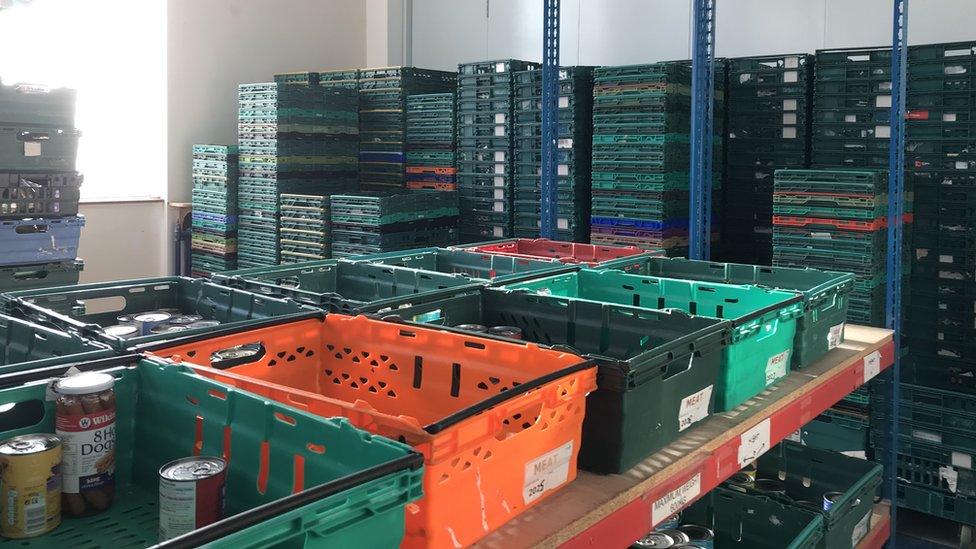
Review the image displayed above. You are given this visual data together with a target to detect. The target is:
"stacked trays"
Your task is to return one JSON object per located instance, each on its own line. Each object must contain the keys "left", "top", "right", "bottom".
{"left": 772, "top": 169, "right": 909, "bottom": 328}
{"left": 190, "top": 144, "right": 238, "bottom": 276}
{"left": 237, "top": 82, "right": 359, "bottom": 267}
{"left": 329, "top": 190, "right": 459, "bottom": 257}
{"left": 812, "top": 47, "right": 892, "bottom": 169}
{"left": 359, "top": 67, "right": 456, "bottom": 191}
{"left": 0, "top": 81, "right": 84, "bottom": 291}
{"left": 318, "top": 69, "right": 360, "bottom": 89}
{"left": 456, "top": 59, "right": 540, "bottom": 242}
{"left": 512, "top": 66, "right": 594, "bottom": 242}
{"left": 405, "top": 93, "right": 457, "bottom": 191}
{"left": 279, "top": 193, "right": 330, "bottom": 263}
{"left": 724, "top": 54, "right": 813, "bottom": 265}
{"left": 273, "top": 71, "right": 321, "bottom": 86}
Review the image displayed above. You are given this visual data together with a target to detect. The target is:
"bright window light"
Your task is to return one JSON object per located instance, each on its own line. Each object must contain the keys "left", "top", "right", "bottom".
{"left": 0, "top": 0, "right": 166, "bottom": 199}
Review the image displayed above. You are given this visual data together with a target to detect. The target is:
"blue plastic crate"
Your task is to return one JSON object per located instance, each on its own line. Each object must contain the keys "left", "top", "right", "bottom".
{"left": 0, "top": 215, "right": 84, "bottom": 266}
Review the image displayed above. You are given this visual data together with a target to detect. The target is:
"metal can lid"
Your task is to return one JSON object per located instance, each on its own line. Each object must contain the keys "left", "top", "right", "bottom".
{"left": 160, "top": 456, "right": 227, "bottom": 481}
{"left": 104, "top": 324, "right": 139, "bottom": 337}
{"left": 168, "top": 314, "right": 204, "bottom": 326}
{"left": 633, "top": 531, "right": 675, "bottom": 547}
{"left": 150, "top": 324, "right": 190, "bottom": 335}
{"left": 55, "top": 371, "right": 115, "bottom": 395}
{"left": 116, "top": 314, "right": 134, "bottom": 324}
{"left": 213, "top": 345, "right": 260, "bottom": 361}
{"left": 187, "top": 320, "right": 221, "bottom": 329}
{"left": 455, "top": 324, "right": 488, "bottom": 333}
{"left": 658, "top": 530, "right": 690, "bottom": 544}
{"left": 824, "top": 491, "right": 845, "bottom": 501}
{"left": 677, "top": 525, "right": 713, "bottom": 541}
{"left": 0, "top": 433, "right": 61, "bottom": 455}
{"left": 134, "top": 312, "right": 172, "bottom": 323}
{"left": 488, "top": 325, "right": 522, "bottom": 336}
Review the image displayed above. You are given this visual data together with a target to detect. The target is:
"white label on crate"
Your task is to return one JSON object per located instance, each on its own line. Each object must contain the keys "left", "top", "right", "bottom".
{"left": 494, "top": 163, "right": 506, "bottom": 174}
{"left": 492, "top": 227, "right": 504, "bottom": 237}
{"left": 494, "top": 150, "right": 506, "bottom": 161}
{"left": 782, "top": 127, "right": 798, "bottom": 139}
{"left": 913, "top": 429, "right": 942, "bottom": 444}
{"left": 558, "top": 218, "right": 569, "bottom": 230}
{"left": 957, "top": 161, "right": 970, "bottom": 170}
{"left": 785, "top": 56, "right": 800, "bottom": 69}
{"left": 828, "top": 323, "right": 845, "bottom": 350}
{"left": 876, "top": 95, "right": 892, "bottom": 108}
{"left": 783, "top": 99, "right": 798, "bottom": 111}
{"left": 652, "top": 473, "right": 702, "bottom": 526}
{"left": 944, "top": 113, "right": 958, "bottom": 122}
{"left": 738, "top": 418, "right": 771, "bottom": 467}
{"left": 786, "top": 429, "right": 802, "bottom": 443}
{"left": 765, "top": 350, "right": 790, "bottom": 386}
{"left": 23, "top": 141, "right": 41, "bottom": 157}
{"left": 811, "top": 232, "right": 832, "bottom": 240}
{"left": 852, "top": 511, "right": 871, "bottom": 547}
{"left": 875, "top": 125, "right": 891, "bottom": 138}
{"left": 493, "top": 201, "right": 504, "bottom": 213}
{"left": 940, "top": 466, "right": 960, "bottom": 493}
{"left": 678, "top": 385, "right": 713, "bottom": 432}
{"left": 845, "top": 114, "right": 858, "bottom": 123}
{"left": 558, "top": 96, "right": 570, "bottom": 108}
{"left": 523, "top": 441, "right": 573, "bottom": 504}
{"left": 494, "top": 113, "right": 507, "bottom": 124}
{"left": 863, "top": 350, "right": 882, "bottom": 383}
{"left": 494, "top": 176, "right": 505, "bottom": 186}
{"left": 740, "top": 73, "right": 752, "bottom": 84}
{"left": 558, "top": 164, "right": 569, "bottom": 176}
{"left": 952, "top": 452, "right": 973, "bottom": 470}
{"left": 493, "top": 189, "right": 505, "bottom": 200}
{"left": 494, "top": 125, "right": 506, "bottom": 137}
{"left": 940, "top": 254, "right": 954, "bottom": 263}
{"left": 495, "top": 62, "right": 507, "bottom": 73}
{"left": 880, "top": 81, "right": 893, "bottom": 91}
{"left": 842, "top": 450, "right": 867, "bottom": 459}
{"left": 783, "top": 70, "right": 798, "bottom": 83}
{"left": 783, "top": 113, "right": 798, "bottom": 125}
{"left": 558, "top": 138, "right": 573, "bottom": 149}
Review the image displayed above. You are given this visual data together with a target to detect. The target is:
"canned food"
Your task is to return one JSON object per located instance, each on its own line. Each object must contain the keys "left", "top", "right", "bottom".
{"left": 116, "top": 314, "right": 134, "bottom": 324}
{"left": 823, "top": 491, "right": 844, "bottom": 511}
{"left": 488, "top": 325, "right": 523, "bottom": 339}
{"left": 657, "top": 512, "right": 681, "bottom": 530}
{"left": 673, "top": 544, "right": 708, "bottom": 549}
{"left": 753, "top": 478, "right": 787, "bottom": 495}
{"left": 159, "top": 456, "right": 227, "bottom": 541}
{"left": 149, "top": 324, "right": 190, "bottom": 335}
{"left": 740, "top": 462, "right": 757, "bottom": 482}
{"left": 186, "top": 320, "right": 221, "bottom": 329}
{"left": 632, "top": 531, "right": 677, "bottom": 548}
{"left": 658, "top": 530, "right": 691, "bottom": 544}
{"left": 167, "top": 314, "right": 203, "bottom": 326}
{"left": 455, "top": 324, "right": 488, "bottom": 333}
{"left": 0, "top": 434, "right": 62, "bottom": 538}
{"left": 103, "top": 325, "right": 139, "bottom": 338}
{"left": 134, "top": 312, "right": 172, "bottom": 335}
{"left": 211, "top": 343, "right": 263, "bottom": 368}
{"left": 677, "top": 525, "right": 713, "bottom": 548}
{"left": 727, "top": 472, "right": 754, "bottom": 487}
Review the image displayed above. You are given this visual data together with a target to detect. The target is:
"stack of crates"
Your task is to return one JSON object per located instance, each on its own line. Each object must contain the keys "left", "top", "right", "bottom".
{"left": 0, "top": 82, "right": 85, "bottom": 292}
{"left": 723, "top": 54, "right": 813, "bottom": 265}
{"left": 511, "top": 67, "right": 594, "bottom": 242}
{"left": 456, "top": 59, "right": 540, "bottom": 242}
{"left": 237, "top": 82, "right": 359, "bottom": 267}
{"left": 279, "top": 193, "right": 330, "bottom": 263}
{"left": 318, "top": 69, "right": 360, "bottom": 89}
{"left": 812, "top": 47, "right": 892, "bottom": 169}
{"left": 358, "top": 67, "right": 456, "bottom": 191}
{"left": 405, "top": 93, "right": 457, "bottom": 191}
{"left": 329, "top": 190, "right": 459, "bottom": 257}
{"left": 190, "top": 145, "right": 238, "bottom": 276}
{"left": 273, "top": 71, "right": 321, "bottom": 86}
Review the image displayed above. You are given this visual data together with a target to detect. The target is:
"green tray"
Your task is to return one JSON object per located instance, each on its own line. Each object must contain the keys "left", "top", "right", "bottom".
{"left": 0, "top": 357, "right": 423, "bottom": 548}
{"left": 0, "top": 312, "right": 112, "bottom": 376}
{"left": 344, "top": 247, "right": 575, "bottom": 284}
{"left": 503, "top": 269, "right": 804, "bottom": 411}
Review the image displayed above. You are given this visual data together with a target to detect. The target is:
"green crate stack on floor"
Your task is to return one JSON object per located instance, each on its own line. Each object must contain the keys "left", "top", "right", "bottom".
{"left": 329, "top": 190, "right": 459, "bottom": 257}
{"left": 237, "top": 82, "right": 359, "bottom": 268}
{"left": 279, "top": 193, "right": 330, "bottom": 263}
{"left": 812, "top": 46, "right": 892, "bottom": 169}
{"left": 723, "top": 54, "right": 813, "bottom": 265}
{"left": 358, "top": 67, "right": 456, "bottom": 191}
{"left": 190, "top": 144, "right": 238, "bottom": 276}
{"left": 318, "top": 69, "right": 360, "bottom": 89}
{"left": 405, "top": 93, "right": 457, "bottom": 191}
{"left": 511, "top": 67, "right": 593, "bottom": 242}
{"left": 456, "top": 59, "right": 540, "bottom": 242}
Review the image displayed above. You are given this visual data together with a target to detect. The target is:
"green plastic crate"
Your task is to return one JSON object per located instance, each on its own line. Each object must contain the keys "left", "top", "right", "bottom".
{"left": 801, "top": 409, "right": 870, "bottom": 455}
{"left": 682, "top": 487, "right": 825, "bottom": 549}
{"left": 0, "top": 312, "right": 112, "bottom": 376}
{"left": 3, "top": 277, "right": 318, "bottom": 350}
{"left": 0, "top": 259, "right": 85, "bottom": 293}
{"left": 0, "top": 357, "right": 423, "bottom": 548}
{"left": 597, "top": 256, "right": 854, "bottom": 369}
{"left": 503, "top": 269, "right": 804, "bottom": 411}
{"left": 344, "top": 247, "right": 576, "bottom": 284}
{"left": 385, "top": 286, "right": 730, "bottom": 474}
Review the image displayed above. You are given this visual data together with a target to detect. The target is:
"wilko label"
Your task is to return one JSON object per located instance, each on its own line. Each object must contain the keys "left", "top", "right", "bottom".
{"left": 678, "top": 385, "right": 713, "bottom": 432}
{"left": 523, "top": 442, "right": 573, "bottom": 504}
{"left": 765, "top": 350, "right": 790, "bottom": 386}
{"left": 56, "top": 410, "right": 115, "bottom": 493}
{"left": 652, "top": 473, "right": 701, "bottom": 525}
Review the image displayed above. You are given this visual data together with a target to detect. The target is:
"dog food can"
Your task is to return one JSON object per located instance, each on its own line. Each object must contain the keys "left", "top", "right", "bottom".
{"left": 0, "top": 434, "right": 62, "bottom": 538}
{"left": 134, "top": 312, "right": 172, "bottom": 335}
{"left": 158, "top": 456, "right": 227, "bottom": 541}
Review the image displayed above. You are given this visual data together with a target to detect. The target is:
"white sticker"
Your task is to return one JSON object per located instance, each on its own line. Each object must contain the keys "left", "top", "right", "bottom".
{"left": 765, "top": 350, "right": 790, "bottom": 386}
{"left": 652, "top": 473, "right": 702, "bottom": 526}
{"left": 558, "top": 96, "right": 569, "bottom": 108}
{"left": 495, "top": 62, "right": 506, "bottom": 73}
{"left": 782, "top": 127, "right": 798, "bottom": 139}
{"left": 494, "top": 125, "right": 506, "bottom": 137}
{"left": 852, "top": 511, "right": 871, "bottom": 547}
{"left": 523, "top": 441, "right": 573, "bottom": 504}
{"left": 494, "top": 150, "right": 506, "bottom": 161}
{"left": 952, "top": 451, "right": 973, "bottom": 470}
{"left": 492, "top": 227, "right": 504, "bottom": 237}
{"left": 940, "top": 466, "right": 959, "bottom": 493}
{"left": 23, "top": 141, "right": 41, "bottom": 157}
{"left": 494, "top": 113, "right": 507, "bottom": 124}
{"left": 557, "top": 218, "right": 569, "bottom": 230}
{"left": 875, "top": 125, "right": 891, "bottom": 138}
{"left": 783, "top": 70, "right": 798, "bottom": 83}
{"left": 957, "top": 161, "right": 970, "bottom": 170}
{"left": 787, "top": 429, "right": 802, "bottom": 443}
{"left": 783, "top": 99, "right": 798, "bottom": 111}
{"left": 494, "top": 176, "right": 505, "bottom": 186}
{"left": 944, "top": 113, "right": 958, "bottom": 122}
{"left": 557, "top": 164, "right": 569, "bottom": 176}
{"left": 785, "top": 56, "right": 799, "bottom": 69}
{"left": 783, "top": 113, "right": 797, "bottom": 125}
{"left": 678, "top": 385, "right": 713, "bottom": 432}
{"left": 940, "top": 254, "right": 955, "bottom": 264}
{"left": 738, "top": 418, "right": 771, "bottom": 467}
{"left": 828, "top": 323, "right": 845, "bottom": 350}
{"left": 842, "top": 450, "right": 867, "bottom": 460}
{"left": 493, "top": 189, "right": 505, "bottom": 200}
{"left": 913, "top": 429, "right": 942, "bottom": 444}
{"left": 863, "top": 350, "right": 882, "bottom": 383}
{"left": 876, "top": 95, "right": 892, "bottom": 108}
{"left": 493, "top": 201, "right": 504, "bottom": 213}
{"left": 845, "top": 114, "right": 858, "bottom": 123}
{"left": 811, "top": 232, "right": 832, "bottom": 240}
{"left": 557, "top": 138, "right": 573, "bottom": 149}
{"left": 494, "top": 163, "right": 506, "bottom": 174}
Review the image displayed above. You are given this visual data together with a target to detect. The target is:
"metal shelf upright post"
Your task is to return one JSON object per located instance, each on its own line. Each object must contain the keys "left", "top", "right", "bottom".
{"left": 689, "top": 0, "right": 716, "bottom": 260}
{"left": 540, "top": 0, "right": 560, "bottom": 239}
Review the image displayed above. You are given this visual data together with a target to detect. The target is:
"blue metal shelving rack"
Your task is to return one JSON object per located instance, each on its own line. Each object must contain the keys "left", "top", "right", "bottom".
{"left": 689, "top": 0, "right": 716, "bottom": 261}
{"left": 540, "top": 0, "right": 560, "bottom": 239}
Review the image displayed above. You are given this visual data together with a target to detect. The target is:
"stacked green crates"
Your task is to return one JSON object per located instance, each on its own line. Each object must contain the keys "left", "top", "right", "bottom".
{"left": 237, "top": 82, "right": 359, "bottom": 267}
{"left": 812, "top": 47, "right": 892, "bottom": 169}
{"left": 329, "top": 190, "right": 459, "bottom": 257}
{"left": 405, "top": 93, "right": 457, "bottom": 191}
{"left": 279, "top": 193, "right": 330, "bottom": 263}
{"left": 318, "top": 69, "right": 360, "bottom": 89}
{"left": 190, "top": 144, "right": 238, "bottom": 276}
{"left": 511, "top": 67, "right": 593, "bottom": 242}
{"left": 724, "top": 54, "right": 813, "bottom": 265}
{"left": 359, "top": 67, "right": 456, "bottom": 191}
{"left": 456, "top": 59, "right": 540, "bottom": 242}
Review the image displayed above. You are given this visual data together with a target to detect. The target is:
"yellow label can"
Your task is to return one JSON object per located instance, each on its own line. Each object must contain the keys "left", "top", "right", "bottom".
{"left": 0, "top": 434, "right": 62, "bottom": 539}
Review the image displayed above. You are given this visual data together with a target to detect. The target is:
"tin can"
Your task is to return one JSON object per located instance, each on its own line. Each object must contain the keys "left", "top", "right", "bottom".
{"left": 823, "top": 491, "right": 844, "bottom": 511}
{"left": 488, "top": 325, "right": 523, "bottom": 339}
{"left": 168, "top": 314, "right": 203, "bottom": 326}
{"left": 657, "top": 512, "right": 682, "bottom": 530}
{"left": 0, "top": 434, "right": 62, "bottom": 538}
{"left": 158, "top": 456, "right": 227, "bottom": 541}
{"left": 455, "top": 323, "right": 488, "bottom": 333}
{"left": 753, "top": 478, "right": 787, "bottom": 495}
{"left": 673, "top": 544, "right": 708, "bottom": 549}
{"left": 134, "top": 312, "right": 172, "bottom": 335}
{"left": 727, "top": 472, "right": 754, "bottom": 487}
{"left": 116, "top": 314, "right": 134, "bottom": 324}
{"left": 104, "top": 325, "right": 139, "bottom": 338}
{"left": 740, "top": 462, "right": 757, "bottom": 482}
{"left": 632, "top": 531, "right": 677, "bottom": 548}
{"left": 150, "top": 324, "right": 190, "bottom": 335}
{"left": 186, "top": 320, "right": 220, "bottom": 329}
{"left": 677, "top": 525, "right": 714, "bottom": 549}
{"left": 658, "top": 530, "right": 691, "bottom": 544}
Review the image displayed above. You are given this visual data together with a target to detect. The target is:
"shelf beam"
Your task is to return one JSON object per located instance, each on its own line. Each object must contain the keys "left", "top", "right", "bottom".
{"left": 689, "top": 0, "right": 716, "bottom": 260}
{"left": 540, "top": 0, "right": 561, "bottom": 239}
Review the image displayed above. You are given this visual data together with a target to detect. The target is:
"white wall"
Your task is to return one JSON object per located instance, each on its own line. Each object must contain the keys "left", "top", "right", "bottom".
{"left": 77, "top": 201, "right": 167, "bottom": 283}
{"left": 411, "top": 0, "right": 976, "bottom": 68}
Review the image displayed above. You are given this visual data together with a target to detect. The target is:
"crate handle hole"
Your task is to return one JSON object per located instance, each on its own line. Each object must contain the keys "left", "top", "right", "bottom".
{"left": 306, "top": 443, "right": 325, "bottom": 454}
{"left": 0, "top": 400, "right": 44, "bottom": 431}
{"left": 80, "top": 296, "right": 126, "bottom": 315}
{"left": 274, "top": 412, "right": 297, "bottom": 426}
{"left": 14, "top": 223, "right": 48, "bottom": 234}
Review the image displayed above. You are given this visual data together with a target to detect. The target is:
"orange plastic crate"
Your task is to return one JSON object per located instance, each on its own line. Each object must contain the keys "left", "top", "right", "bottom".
{"left": 406, "top": 166, "right": 457, "bottom": 175}
{"left": 406, "top": 181, "right": 458, "bottom": 191}
{"left": 149, "top": 315, "right": 597, "bottom": 549}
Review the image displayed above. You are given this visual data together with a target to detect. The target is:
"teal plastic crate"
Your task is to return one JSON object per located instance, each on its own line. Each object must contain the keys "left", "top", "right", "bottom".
{"left": 0, "top": 357, "right": 423, "bottom": 548}
{"left": 503, "top": 269, "right": 804, "bottom": 410}
{"left": 598, "top": 256, "right": 854, "bottom": 369}
{"left": 0, "top": 312, "right": 112, "bottom": 376}
{"left": 801, "top": 409, "right": 870, "bottom": 455}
